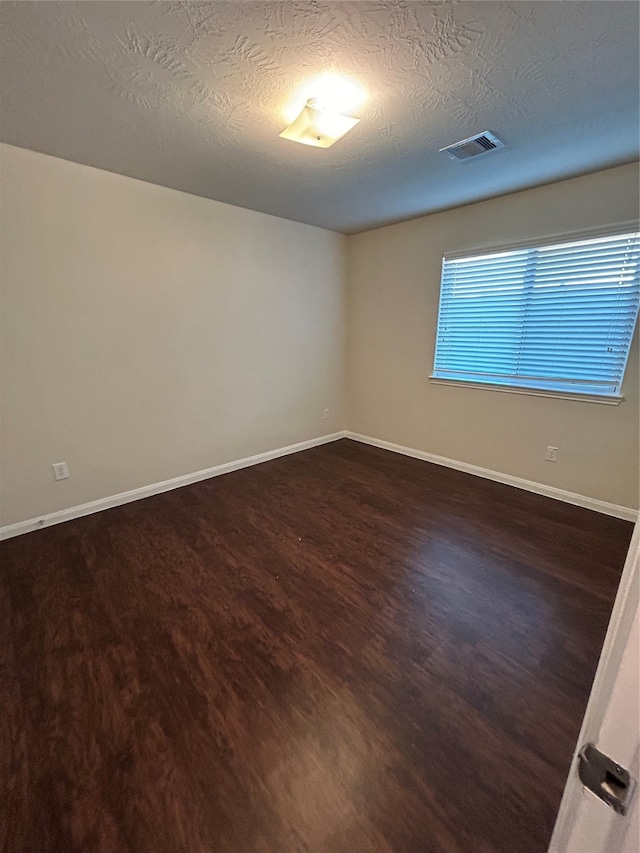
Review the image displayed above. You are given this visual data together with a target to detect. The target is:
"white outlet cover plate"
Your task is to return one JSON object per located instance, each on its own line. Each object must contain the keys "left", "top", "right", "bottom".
{"left": 53, "top": 462, "right": 70, "bottom": 480}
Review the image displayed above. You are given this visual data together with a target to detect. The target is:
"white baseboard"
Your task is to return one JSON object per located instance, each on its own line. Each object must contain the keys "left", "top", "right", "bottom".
{"left": 3, "top": 429, "right": 636, "bottom": 540}
{"left": 344, "top": 431, "right": 638, "bottom": 522}
{"left": 0, "top": 432, "right": 346, "bottom": 541}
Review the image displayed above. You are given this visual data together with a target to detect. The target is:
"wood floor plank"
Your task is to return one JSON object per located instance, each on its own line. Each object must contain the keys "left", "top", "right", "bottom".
{"left": 0, "top": 439, "right": 632, "bottom": 852}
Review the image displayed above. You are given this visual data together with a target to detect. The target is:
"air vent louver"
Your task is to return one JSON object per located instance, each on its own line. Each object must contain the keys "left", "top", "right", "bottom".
{"left": 440, "top": 131, "right": 504, "bottom": 161}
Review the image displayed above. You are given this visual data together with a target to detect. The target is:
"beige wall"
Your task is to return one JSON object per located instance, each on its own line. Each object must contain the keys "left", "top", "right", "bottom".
{"left": 0, "top": 144, "right": 345, "bottom": 526}
{"left": 347, "top": 163, "right": 640, "bottom": 510}
{"left": 2, "top": 146, "right": 638, "bottom": 528}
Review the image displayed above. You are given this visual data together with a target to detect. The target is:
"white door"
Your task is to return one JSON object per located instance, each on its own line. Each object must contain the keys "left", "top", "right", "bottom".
{"left": 549, "top": 522, "right": 639, "bottom": 852}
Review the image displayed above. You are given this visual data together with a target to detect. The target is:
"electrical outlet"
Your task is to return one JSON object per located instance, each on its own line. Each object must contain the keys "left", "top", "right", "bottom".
{"left": 52, "top": 462, "right": 70, "bottom": 481}
{"left": 323, "top": 408, "right": 330, "bottom": 420}
{"left": 545, "top": 446, "right": 558, "bottom": 462}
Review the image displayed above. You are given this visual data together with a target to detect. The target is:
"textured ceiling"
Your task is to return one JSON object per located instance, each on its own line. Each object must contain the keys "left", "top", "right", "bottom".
{"left": 1, "top": 1, "right": 638, "bottom": 233}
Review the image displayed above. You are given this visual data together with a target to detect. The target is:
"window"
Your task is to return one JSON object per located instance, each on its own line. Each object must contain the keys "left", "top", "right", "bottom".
{"left": 432, "top": 229, "right": 640, "bottom": 403}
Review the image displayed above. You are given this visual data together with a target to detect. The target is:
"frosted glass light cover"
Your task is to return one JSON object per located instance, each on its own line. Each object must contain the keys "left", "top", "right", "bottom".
{"left": 279, "top": 103, "right": 359, "bottom": 148}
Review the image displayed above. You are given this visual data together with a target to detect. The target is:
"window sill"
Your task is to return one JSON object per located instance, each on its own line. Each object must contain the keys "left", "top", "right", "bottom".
{"left": 429, "top": 377, "right": 624, "bottom": 405}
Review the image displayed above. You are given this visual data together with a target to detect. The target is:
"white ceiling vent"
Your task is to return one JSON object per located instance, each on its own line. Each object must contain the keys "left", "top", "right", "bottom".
{"left": 440, "top": 131, "right": 505, "bottom": 162}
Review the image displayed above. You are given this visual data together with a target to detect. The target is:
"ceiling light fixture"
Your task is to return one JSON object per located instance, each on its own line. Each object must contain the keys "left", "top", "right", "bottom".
{"left": 280, "top": 73, "right": 366, "bottom": 149}
{"left": 280, "top": 98, "right": 359, "bottom": 148}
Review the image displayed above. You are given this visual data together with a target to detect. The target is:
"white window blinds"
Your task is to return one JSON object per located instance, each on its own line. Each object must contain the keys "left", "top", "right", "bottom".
{"left": 432, "top": 230, "right": 640, "bottom": 400}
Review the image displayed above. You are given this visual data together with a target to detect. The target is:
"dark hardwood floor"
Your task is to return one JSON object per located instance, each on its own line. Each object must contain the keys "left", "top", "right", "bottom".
{"left": 0, "top": 439, "right": 632, "bottom": 853}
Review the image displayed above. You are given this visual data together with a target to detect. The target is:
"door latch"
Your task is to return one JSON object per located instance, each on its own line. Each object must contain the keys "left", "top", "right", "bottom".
{"left": 577, "top": 743, "right": 636, "bottom": 816}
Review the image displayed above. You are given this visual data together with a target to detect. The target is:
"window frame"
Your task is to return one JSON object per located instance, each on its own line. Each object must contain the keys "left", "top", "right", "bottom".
{"left": 429, "top": 222, "right": 640, "bottom": 406}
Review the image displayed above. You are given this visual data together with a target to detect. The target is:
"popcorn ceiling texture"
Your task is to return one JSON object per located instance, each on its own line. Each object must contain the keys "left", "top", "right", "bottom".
{"left": 1, "top": 1, "right": 638, "bottom": 232}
